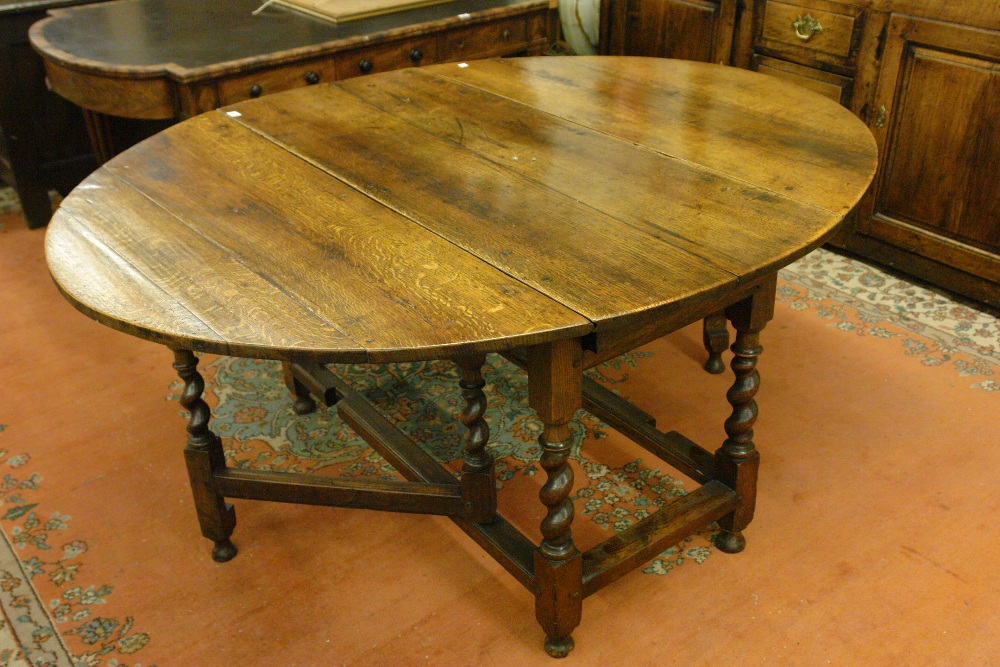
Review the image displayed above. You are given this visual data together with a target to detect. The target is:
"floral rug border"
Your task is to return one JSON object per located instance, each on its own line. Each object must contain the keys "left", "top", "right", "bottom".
{"left": 0, "top": 426, "right": 154, "bottom": 667}
{"left": 778, "top": 248, "right": 997, "bottom": 391}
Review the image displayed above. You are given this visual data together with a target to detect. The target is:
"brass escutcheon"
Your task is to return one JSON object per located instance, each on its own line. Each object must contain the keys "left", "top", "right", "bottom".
{"left": 873, "top": 104, "right": 887, "bottom": 128}
{"left": 792, "top": 14, "right": 824, "bottom": 41}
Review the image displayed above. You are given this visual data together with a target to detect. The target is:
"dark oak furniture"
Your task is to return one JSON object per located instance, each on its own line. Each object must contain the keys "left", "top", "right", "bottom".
{"left": 600, "top": 0, "right": 1000, "bottom": 308}
{"left": 0, "top": 0, "right": 107, "bottom": 228}
{"left": 30, "top": 0, "right": 554, "bottom": 163}
{"left": 45, "top": 57, "right": 876, "bottom": 657}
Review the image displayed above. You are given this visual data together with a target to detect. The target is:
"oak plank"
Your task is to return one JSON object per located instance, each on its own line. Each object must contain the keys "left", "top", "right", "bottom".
{"left": 53, "top": 169, "right": 365, "bottom": 360}
{"left": 432, "top": 57, "right": 878, "bottom": 216}
{"left": 45, "top": 214, "right": 226, "bottom": 352}
{"left": 228, "top": 82, "right": 739, "bottom": 327}
{"left": 101, "top": 113, "right": 592, "bottom": 362}
{"left": 331, "top": 66, "right": 842, "bottom": 283}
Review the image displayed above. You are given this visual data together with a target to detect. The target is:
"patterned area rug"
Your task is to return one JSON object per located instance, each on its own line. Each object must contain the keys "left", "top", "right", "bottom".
{"left": 0, "top": 191, "right": 997, "bottom": 665}
{"left": 779, "top": 249, "right": 997, "bottom": 391}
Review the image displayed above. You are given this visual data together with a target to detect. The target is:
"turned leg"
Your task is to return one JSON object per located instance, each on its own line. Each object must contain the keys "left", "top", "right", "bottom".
{"left": 172, "top": 349, "right": 238, "bottom": 562}
{"left": 456, "top": 354, "right": 496, "bottom": 524}
{"left": 81, "top": 109, "right": 115, "bottom": 165}
{"left": 702, "top": 311, "right": 730, "bottom": 374}
{"left": 282, "top": 362, "right": 317, "bottom": 415}
{"left": 527, "top": 339, "right": 584, "bottom": 658}
{"left": 714, "top": 278, "right": 775, "bottom": 554}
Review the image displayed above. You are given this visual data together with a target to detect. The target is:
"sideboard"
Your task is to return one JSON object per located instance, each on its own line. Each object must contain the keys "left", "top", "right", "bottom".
{"left": 601, "top": 0, "right": 999, "bottom": 308}
{"left": 31, "top": 0, "right": 556, "bottom": 163}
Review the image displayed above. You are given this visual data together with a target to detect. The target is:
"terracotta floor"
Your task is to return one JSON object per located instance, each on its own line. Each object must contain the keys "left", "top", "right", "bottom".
{"left": 1, "top": 207, "right": 997, "bottom": 666}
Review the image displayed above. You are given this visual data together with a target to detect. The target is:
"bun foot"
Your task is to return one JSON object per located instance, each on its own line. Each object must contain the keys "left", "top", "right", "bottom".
{"left": 292, "top": 395, "right": 317, "bottom": 415}
{"left": 543, "top": 636, "right": 575, "bottom": 658}
{"left": 703, "top": 355, "right": 726, "bottom": 374}
{"left": 714, "top": 529, "right": 746, "bottom": 554}
{"left": 212, "top": 539, "right": 238, "bottom": 562}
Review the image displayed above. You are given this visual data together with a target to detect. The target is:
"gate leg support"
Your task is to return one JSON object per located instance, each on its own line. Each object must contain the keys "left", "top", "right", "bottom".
{"left": 282, "top": 361, "right": 317, "bottom": 415}
{"left": 702, "top": 311, "right": 730, "bottom": 374}
{"left": 172, "top": 349, "right": 237, "bottom": 562}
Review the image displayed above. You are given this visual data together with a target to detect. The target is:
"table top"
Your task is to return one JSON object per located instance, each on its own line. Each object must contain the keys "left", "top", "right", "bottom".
{"left": 45, "top": 56, "right": 878, "bottom": 364}
{"left": 30, "top": 0, "right": 541, "bottom": 78}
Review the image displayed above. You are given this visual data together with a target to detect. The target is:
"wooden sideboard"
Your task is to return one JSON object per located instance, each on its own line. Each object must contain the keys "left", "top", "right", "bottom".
{"left": 601, "top": 0, "right": 999, "bottom": 308}
{"left": 31, "top": 0, "right": 555, "bottom": 163}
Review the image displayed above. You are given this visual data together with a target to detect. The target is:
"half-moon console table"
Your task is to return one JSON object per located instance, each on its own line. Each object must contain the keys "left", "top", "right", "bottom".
{"left": 30, "top": 0, "right": 554, "bottom": 161}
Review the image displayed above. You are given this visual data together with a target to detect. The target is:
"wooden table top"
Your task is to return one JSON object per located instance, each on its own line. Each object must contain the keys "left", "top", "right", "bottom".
{"left": 45, "top": 56, "right": 877, "bottom": 364}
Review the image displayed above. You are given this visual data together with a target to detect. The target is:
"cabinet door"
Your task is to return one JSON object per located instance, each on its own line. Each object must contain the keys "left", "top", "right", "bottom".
{"left": 600, "top": 0, "right": 736, "bottom": 64}
{"left": 856, "top": 14, "right": 999, "bottom": 303}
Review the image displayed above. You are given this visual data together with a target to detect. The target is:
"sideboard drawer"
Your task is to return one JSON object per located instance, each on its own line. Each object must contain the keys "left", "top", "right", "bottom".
{"left": 218, "top": 59, "right": 336, "bottom": 105}
{"left": 440, "top": 16, "right": 528, "bottom": 60}
{"left": 334, "top": 36, "right": 439, "bottom": 78}
{"left": 762, "top": 0, "right": 856, "bottom": 60}
{"left": 752, "top": 55, "right": 852, "bottom": 104}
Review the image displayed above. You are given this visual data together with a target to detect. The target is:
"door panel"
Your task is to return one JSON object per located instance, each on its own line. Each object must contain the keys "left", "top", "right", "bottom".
{"left": 601, "top": 0, "right": 722, "bottom": 62}
{"left": 880, "top": 47, "right": 1000, "bottom": 252}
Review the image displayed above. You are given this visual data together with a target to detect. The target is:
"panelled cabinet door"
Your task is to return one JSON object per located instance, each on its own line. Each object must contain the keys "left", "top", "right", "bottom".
{"left": 600, "top": 0, "right": 738, "bottom": 64}
{"left": 855, "top": 14, "right": 1000, "bottom": 304}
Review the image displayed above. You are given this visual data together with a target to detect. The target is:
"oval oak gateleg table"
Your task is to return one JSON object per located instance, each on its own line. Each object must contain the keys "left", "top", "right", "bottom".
{"left": 45, "top": 56, "right": 877, "bottom": 658}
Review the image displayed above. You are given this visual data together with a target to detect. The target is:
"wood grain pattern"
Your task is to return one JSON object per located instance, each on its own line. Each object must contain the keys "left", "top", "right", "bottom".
{"left": 78, "top": 113, "right": 589, "bottom": 362}
{"left": 50, "top": 169, "right": 362, "bottom": 359}
{"left": 436, "top": 57, "right": 877, "bottom": 216}
{"left": 228, "top": 77, "right": 738, "bottom": 327}
{"left": 329, "top": 67, "right": 840, "bottom": 281}
{"left": 47, "top": 56, "right": 877, "bottom": 363}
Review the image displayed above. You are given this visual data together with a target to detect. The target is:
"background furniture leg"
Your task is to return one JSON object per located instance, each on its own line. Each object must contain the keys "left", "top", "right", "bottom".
{"left": 172, "top": 349, "right": 238, "bottom": 562}
{"left": 282, "top": 361, "right": 317, "bottom": 415}
{"left": 81, "top": 108, "right": 115, "bottom": 165}
{"left": 456, "top": 354, "right": 497, "bottom": 523}
{"left": 528, "top": 339, "right": 584, "bottom": 658}
{"left": 702, "top": 311, "right": 729, "bottom": 374}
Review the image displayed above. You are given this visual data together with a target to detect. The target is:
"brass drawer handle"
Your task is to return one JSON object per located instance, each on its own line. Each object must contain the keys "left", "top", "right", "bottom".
{"left": 502, "top": 29, "right": 511, "bottom": 40}
{"left": 792, "top": 14, "right": 823, "bottom": 41}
